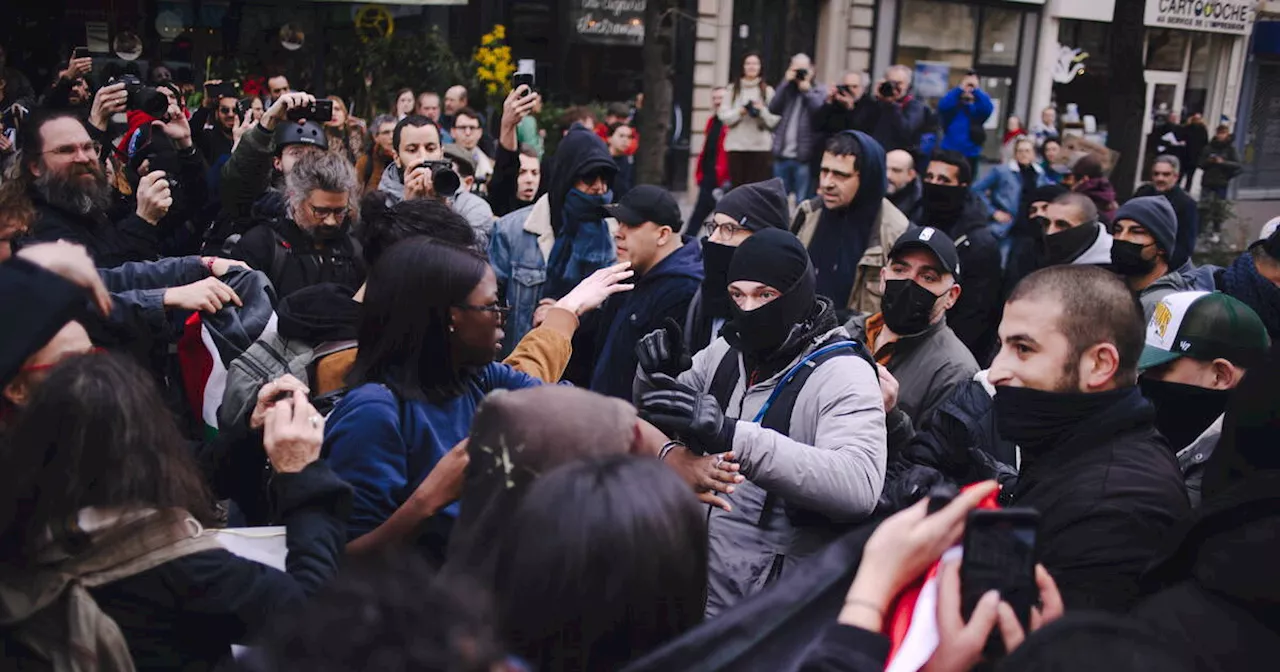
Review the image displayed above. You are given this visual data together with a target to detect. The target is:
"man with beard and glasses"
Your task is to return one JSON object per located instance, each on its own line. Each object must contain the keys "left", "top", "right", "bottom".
{"left": 635, "top": 227, "right": 886, "bottom": 616}
{"left": 227, "top": 150, "right": 365, "bottom": 298}
{"left": 1215, "top": 219, "right": 1280, "bottom": 339}
{"left": 791, "top": 131, "right": 908, "bottom": 320}
{"left": 20, "top": 110, "right": 172, "bottom": 267}
{"left": 988, "top": 264, "right": 1190, "bottom": 612}
{"left": 1137, "top": 291, "right": 1270, "bottom": 507}
{"left": 918, "top": 150, "right": 1002, "bottom": 362}
{"left": 1039, "top": 192, "right": 1112, "bottom": 268}
{"left": 683, "top": 178, "right": 789, "bottom": 354}
{"left": 845, "top": 226, "right": 977, "bottom": 441}
{"left": 1111, "top": 196, "right": 1215, "bottom": 321}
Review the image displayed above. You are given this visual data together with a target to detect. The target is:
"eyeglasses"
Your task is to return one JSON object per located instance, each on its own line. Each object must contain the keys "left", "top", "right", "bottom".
{"left": 454, "top": 302, "right": 511, "bottom": 320}
{"left": 578, "top": 170, "right": 610, "bottom": 186}
{"left": 307, "top": 202, "right": 349, "bottom": 221}
{"left": 704, "top": 219, "right": 748, "bottom": 238}
{"left": 453, "top": 123, "right": 481, "bottom": 132}
{"left": 219, "top": 106, "right": 236, "bottom": 114}
{"left": 19, "top": 347, "right": 104, "bottom": 373}
{"left": 43, "top": 142, "right": 101, "bottom": 158}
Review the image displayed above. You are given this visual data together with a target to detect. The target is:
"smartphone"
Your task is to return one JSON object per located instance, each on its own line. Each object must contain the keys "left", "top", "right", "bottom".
{"left": 513, "top": 72, "right": 535, "bottom": 97}
{"left": 285, "top": 99, "right": 333, "bottom": 122}
{"left": 836, "top": 84, "right": 852, "bottom": 96}
{"left": 960, "top": 508, "right": 1040, "bottom": 658}
{"left": 73, "top": 46, "right": 90, "bottom": 59}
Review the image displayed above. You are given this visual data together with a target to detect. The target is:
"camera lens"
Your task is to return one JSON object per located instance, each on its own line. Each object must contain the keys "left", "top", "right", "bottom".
{"left": 432, "top": 167, "right": 461, "bottom": 196}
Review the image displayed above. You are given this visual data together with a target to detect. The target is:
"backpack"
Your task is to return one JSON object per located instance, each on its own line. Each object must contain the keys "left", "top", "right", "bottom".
{"left": 707, "top": 337, "right": 877, "bottom": 528}
{"left": 219, "top": 331, "right": 358, "bottom": 433}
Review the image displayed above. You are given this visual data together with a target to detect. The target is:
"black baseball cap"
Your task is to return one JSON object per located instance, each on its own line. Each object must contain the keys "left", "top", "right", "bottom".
{"left": 602, "top": 185, "right": 682, "bottom": 231}
{"left": 888, "top": 226, "right": 961, "bottom": 281}
{"left": 1139, "top": 291, "right": 1271, "bottom": 370}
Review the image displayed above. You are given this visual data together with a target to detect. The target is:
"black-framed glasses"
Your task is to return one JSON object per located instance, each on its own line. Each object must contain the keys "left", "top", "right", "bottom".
{"left": 307, "top": 202, "right": 349, "bottom": 221}
{"left": 454, "top": 302, "right": 511, "bottom": 320}
{"left": 42, "top": 141, "right": 102, "bottom": 158}
{"left": 704, "top": 219, "right": 748, "bottom": 238}
{"left": 453, "top": 123, "right": 481, "bottom": 132}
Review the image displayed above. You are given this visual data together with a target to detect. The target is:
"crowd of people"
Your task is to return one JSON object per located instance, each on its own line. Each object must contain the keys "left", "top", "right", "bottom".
{"left": 0, "top": 40, "right": 1277, "bottom": 672}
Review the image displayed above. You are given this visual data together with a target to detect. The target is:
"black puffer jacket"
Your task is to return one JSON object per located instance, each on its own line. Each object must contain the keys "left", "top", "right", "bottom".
{"left": 27, "top": 190, "right": 159, "bottom": 268}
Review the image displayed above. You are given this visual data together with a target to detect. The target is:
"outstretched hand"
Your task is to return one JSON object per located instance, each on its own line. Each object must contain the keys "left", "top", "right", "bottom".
{"left": 555, "top": 261, "right": 634, "bottom": 316}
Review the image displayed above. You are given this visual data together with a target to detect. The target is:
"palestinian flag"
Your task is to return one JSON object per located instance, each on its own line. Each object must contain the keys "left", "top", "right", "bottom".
{"left": 178, "top": 312, "right": 278, "bottom": 439}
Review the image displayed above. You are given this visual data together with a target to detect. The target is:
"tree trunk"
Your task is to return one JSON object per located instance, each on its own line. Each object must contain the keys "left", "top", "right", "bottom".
{"left": 637, "top": 0, "right": 675, "bottom": 187}
{"left": 1106, "top": 0, "right": 1147, "bottom": 200}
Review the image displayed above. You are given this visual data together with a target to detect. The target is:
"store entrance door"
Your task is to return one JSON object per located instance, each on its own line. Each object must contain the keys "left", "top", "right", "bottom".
{"left": 1138, "top": 70, "right": 1186, "bottom": 183}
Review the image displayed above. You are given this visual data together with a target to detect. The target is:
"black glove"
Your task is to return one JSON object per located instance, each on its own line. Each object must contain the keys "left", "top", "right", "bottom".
{"left": 635, "top": 317, "right": 692, "bottom": 378}
{"left": 638, "top": 374, "right": 735, "bottom": 455}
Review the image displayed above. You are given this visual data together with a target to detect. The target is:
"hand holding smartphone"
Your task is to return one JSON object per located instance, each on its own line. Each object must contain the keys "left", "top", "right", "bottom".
{"left": 960, "top": 508, "right": 1039, "bottom": 658}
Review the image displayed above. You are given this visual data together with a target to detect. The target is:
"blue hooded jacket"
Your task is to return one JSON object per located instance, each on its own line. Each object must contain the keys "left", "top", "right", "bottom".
{"left": 584, "top": 237, "right": 704, "bottom": 399}
{"left": 806, "top": 130, "right": 887, "bottom": 305}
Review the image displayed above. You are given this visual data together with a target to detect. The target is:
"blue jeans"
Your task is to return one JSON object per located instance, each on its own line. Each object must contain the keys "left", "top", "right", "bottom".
{"left": 774, "top": 158, "right": 810, "bottom": 201}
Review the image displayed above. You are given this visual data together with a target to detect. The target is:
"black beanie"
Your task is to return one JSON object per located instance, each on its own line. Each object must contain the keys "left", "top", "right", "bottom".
{"left": 728, "top": 228, "right": 814, "bottom": 292}
{"left": 1114, "top": 196, "right": 1178, "bottom": 257}
{"left": 715, "top": 178, "right": 790, "bottom": 232}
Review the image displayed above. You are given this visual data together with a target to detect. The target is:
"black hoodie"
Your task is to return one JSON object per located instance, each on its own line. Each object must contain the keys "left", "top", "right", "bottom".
{"left": 543, "top": 127, "right": 617, "bottom": 235}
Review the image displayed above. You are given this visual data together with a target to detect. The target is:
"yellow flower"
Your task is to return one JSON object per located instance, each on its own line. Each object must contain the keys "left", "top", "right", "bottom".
{"left": 494, "top": 24, "right": 506, "bottom": 40}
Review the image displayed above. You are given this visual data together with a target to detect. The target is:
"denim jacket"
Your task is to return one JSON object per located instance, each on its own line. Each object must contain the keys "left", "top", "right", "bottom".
{"left": 489, "top": 194, "right": 617, "bottom": 355}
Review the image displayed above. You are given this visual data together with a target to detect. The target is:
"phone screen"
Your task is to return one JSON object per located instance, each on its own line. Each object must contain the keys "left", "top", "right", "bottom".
{"left": 73, "top": 47, "right": 90, "bottom": 59}
{"left": 960, "top": 509, "right": 1039, "bottom": 655}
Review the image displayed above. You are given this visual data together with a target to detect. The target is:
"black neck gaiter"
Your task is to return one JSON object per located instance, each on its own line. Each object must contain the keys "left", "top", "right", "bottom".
{"left": 994, "top": 385, "right": 1134, "bottom": 455}
{"left": 1139, "top": 377, "right": 1229, "bottom": 450}
{"left": 700, "top": 239, "right": 736, "bottom": 319}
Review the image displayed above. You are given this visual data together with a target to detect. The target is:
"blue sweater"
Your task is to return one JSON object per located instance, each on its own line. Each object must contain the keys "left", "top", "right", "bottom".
{"left": 323, "top": 363, "right": 542, "bottom": 540}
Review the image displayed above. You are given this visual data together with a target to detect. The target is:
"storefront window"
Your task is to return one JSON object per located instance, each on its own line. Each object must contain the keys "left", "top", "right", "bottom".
{"left": 1185, "top": 32, "right": 1225, "bottom": 117}
{"left": 897, "top": 0, "right": 978, "bottom": 82}
{"left": 978, "top": 7, "right": 1021, "bottom": 68}
{"left": 1146, "top": 29, "right": 1188, "bottom": 71}
{"left": 1052, "top": 20, "right": 1112, "bottom": 134}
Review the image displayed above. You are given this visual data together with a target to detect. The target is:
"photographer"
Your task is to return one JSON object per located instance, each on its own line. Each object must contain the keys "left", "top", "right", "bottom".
{"left": 217, "top": 91, "right": 326, "bottom": 227}
{"left": 769, "top": 54, "right": 827, "bottom": 201}
{"left": 489, "top": 84, "right": 542, "bottom": 217}
{"left": 863, "top": 65, "right": 931, "bottom": 156}
{"left": 938, "top": 71, "right": 994, "bottom": 176}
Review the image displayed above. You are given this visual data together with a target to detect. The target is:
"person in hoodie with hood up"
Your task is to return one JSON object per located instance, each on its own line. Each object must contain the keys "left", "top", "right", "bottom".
{"left": 1136, "top": 291, "right": 1270, "bottom": 507}
{"left": 490, "top": 126, "right": 618, "bottom": 354}
{"left": 917, "top": 150, "right": 1004, "bottom": 363}
{"left": 791, "top": 130, "right": 909, "bottom": 320}
{"left": 635, "top": 227, "right": 886, "bottom": 616}
{"left": 1040, "top": 192, "right": 1113, "bottom": 268}
{"left": 684, "top": 178, "right": 790, "bottom": 354}
{"left": 567, "top": 185, "right": 702, "bottom": 400}
{"left": 1111, "top": 196, "right": 1216, "bottom": 321}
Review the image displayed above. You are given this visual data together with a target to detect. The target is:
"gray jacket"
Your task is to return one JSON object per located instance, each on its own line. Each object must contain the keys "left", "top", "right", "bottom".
{"left": 377, "top": 163, "right": 496, "bottom": 249}
{"left": 768, "top": 80, "right": 827, "bottom": 163}
{"left": 845, "top": 313, "right": 979, "bottom": 424}
{"left": 636, "top": 325, "right": 887, "bottom": 617}
{"left": 1176, "top": 415, "right": 1222, "bottom": 509}
{"left": 1138, "top": 262, "right": 1219, "bottom": 322}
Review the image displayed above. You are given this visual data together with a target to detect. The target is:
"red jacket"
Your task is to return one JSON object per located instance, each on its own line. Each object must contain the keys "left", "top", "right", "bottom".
{"left": 695, "top": 116, "right": 730, "bottom": 186}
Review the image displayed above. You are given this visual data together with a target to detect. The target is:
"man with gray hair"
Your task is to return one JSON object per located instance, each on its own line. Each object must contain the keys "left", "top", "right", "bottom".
{"left": 228, "top": 150, "right": 365, "bottom": 297}
{"left": 865, "top": 64, "right": 932, "bottom": 155}
{"left": 768, "top": 53, "right": 826, "bottom": 200}
{"left": 1134, "top": 153, "right": 1199, "bottom": 268}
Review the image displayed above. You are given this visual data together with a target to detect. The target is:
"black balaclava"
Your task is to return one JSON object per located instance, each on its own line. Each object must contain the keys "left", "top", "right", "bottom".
{"left": 724, "top": 228, "right": 817, "bottom": 355}
{"left": 703, "top": 178, "right": 790, "bottom": 319}
{"left": 1041, "top": 222, "right": 1099, "bottom": 266}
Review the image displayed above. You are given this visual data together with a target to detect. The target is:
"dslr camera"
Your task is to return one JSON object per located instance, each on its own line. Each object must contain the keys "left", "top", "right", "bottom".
{"left": 418, "top": 159, "right": 461, "bottom": 196}
{"left": 107, "top": 74, "right": 171, "bottom": 121}
{"left": 878, "top": 80, "right": 898, "bottom": 99}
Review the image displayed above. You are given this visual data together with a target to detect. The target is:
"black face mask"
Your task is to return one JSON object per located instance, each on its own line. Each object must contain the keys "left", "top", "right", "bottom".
{"left": 881, "top": 278, "right": 942, "bottom": 336}
{"left": 993, "top": 385, "right": 1124, "bottom": 453}
{"left": 921, "top": 182, "right": 967, "bottom": 225}
{"left": 1041, "top": 222, "right": 1097, "bottom": 266}
{"left": 1139, "top": 377, "right": 1229, "bottom": 450}
{"left": 1029, "top": 215, "right": 1050, "bottom": 234}
{"left": 701, "top": 239, "right": 737, "bottom": 319}
{"left": 726, "top": 280, "right": 815, "bottom": 355}
{"left": 1111, "top": 239, "right": 1158, "bottom": 277}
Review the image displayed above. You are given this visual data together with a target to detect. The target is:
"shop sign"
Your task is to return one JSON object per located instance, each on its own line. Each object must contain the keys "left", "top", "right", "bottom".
{"left": 1144, "top": 0, "right": 1257, "bottom": 36}
{"left": 914, "top": 62, "right": 951, "bottom": 98}
{"left": 571, "top": 0, "right": 646, "bottom": 46}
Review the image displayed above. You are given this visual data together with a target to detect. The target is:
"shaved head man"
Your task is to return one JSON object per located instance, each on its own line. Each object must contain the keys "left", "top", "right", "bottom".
{"left": 886, "top": 150, "right": 917, "bottom": 195}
